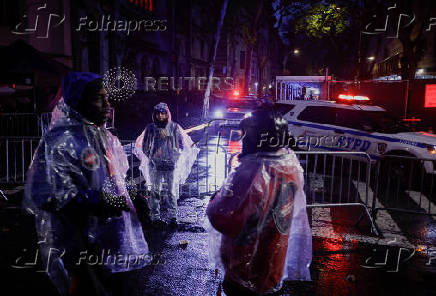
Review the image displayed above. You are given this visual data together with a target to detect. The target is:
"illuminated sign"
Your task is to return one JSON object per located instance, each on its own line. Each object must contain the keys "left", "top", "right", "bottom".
{"left": 425, "top": 84, "right": 436, "bottom": 108}
{"left": 130, "top": 0, "right": 153, "bottom": 11}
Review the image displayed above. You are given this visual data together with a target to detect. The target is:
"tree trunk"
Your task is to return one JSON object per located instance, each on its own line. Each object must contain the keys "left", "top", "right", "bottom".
{"left": 244, "top": 46, "right": 254, "bottom": 93}
{"left": 203, "top": 0, "right": 229, "bottom": 119}
{"left": 257, "top": 53, "right": 268, "bottom": 97}
{"left": 230, "top": 37, "right": 236, "bottom": 77}
{"left": 397, "top": 0, "right": 432, "bottom": 81}
{"left": 243, "top": 0, "right": 264, "bottom": 94}
{"left": 282, "top": 54, "right": 289, "bottom": 73}
{"left": 258, "top": 64, "right": 263, "bottom": 97}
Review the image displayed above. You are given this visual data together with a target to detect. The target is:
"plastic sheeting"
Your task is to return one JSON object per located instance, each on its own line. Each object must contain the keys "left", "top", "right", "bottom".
{"left": 206, "top": 149, "right": 312, "bottom": 294}
{"left": 134, "top": 105, "right": 199, "bottom": 199}
{"left": 23, "top": 98, "right": 150, "bottom": 296}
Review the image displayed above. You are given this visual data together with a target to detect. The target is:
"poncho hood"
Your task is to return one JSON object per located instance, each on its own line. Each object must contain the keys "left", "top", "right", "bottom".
{"left": 62, "top": 72, "right": 101, "bottom": 110}
{"left": 152, "top": 102, "right": 172, "bottom": 123}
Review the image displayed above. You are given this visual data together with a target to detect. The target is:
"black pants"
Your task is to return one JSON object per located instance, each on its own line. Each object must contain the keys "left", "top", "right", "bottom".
{"left": 222, "top": 279, "right": 259, "bottom": 296}
{"left": 69, "top": 264, "right": 124, "bottom": 296}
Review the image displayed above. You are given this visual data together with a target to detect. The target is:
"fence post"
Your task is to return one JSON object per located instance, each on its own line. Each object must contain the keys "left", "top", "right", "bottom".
{"left": 372, "top": 160, "right": 381, "bottom": 222}
{"left": 6, "top": 139, "right": 9, "bottom": 183}
{"left": 21, "top": 139, "right": 25, "bottom": 183}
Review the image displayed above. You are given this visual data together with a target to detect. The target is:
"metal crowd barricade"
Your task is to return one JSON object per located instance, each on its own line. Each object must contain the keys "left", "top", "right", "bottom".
{"left": 296, "top": 151, "right": 380, "bottom": 236}
{"left": 120, "top": 140, "right": 229, "bottom": 200}
{"left": 372, "top": 155, "right": 436, "bottom": 218}
{"left": 0, "top": 137, "right": 40, "bottom": 184}
{"left": 39, "top": 112, "right": 52, "bottom": 136}
{"left": 0, "top": 113, "right": 41, "bottom": 137}
{"left": 0, "top": 136, "right": 229, "bottom": 197}
{"left": 12, "top": 133, "right": 436, "bottom": 239}
{"left": 226, "top": 150, "right": 380, "bottom": 236}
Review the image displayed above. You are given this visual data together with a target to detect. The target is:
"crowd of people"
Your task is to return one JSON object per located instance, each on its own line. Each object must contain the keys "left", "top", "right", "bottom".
{"left": 23, "top": 72, "right": 312, "bottom": 296}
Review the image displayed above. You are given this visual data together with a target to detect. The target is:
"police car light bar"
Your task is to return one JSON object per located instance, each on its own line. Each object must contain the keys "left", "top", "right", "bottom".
{"left": 402, "top": 117, "right": 421, "bottom": 122}
{"left": 338, "top": 94, "right": 370, "bottom": 101}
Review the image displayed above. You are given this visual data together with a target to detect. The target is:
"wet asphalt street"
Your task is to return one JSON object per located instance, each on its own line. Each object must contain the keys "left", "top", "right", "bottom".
{"left": 1, "top": 124, "right": 436, "bottom": 295}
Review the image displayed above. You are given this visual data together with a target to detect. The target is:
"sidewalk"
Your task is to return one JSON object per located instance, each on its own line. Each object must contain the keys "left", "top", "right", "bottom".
{"left": 2, "top": 188, "right": 436, "bottom": 295}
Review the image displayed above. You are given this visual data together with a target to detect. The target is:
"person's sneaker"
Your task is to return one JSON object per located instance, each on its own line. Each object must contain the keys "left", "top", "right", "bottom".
{"left": 152, "top": 219, "right": 167, "bottom": 230}
{"left": 169, "top": 218, "right": 178, "bottom": 229}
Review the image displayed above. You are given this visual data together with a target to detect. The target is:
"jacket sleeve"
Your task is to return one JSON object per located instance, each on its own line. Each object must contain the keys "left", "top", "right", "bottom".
{"left": 25, "top": 138, "right": 97, "bottom": 212}
{"left": 175, "top": 123, "right": 185, "bottom": 150}
{"left": 206, "top": 162, "right": 264, "bottom": 238}
{"left": 142, "top": 126, "right": 152, "bottom": 158}
{"left": 107, "top": 132, "right": 129, "bottom": 179}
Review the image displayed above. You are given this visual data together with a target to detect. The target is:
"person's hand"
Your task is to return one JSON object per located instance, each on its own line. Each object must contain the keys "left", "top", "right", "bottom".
{"left": 99, "top": 191, "right": 130, "bottom": 217}
{"left": 127, "top": 189, "right": 137, "bottom": 201}
{"left": 209, "top": 191, "right": 219, "bottom": 201}
{"left": 125, "top": 180, "right": 138, "bottom": 201}
{"left": 41, "top": 198, "right": 59, "bottom": 212}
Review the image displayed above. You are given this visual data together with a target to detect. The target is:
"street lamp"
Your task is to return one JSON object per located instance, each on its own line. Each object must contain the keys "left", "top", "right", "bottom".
{"left": 294, "top": 49, "right": 300, "bottom": 55}
{"left": 367, "top": 56, "right": 375, "bottom": 61}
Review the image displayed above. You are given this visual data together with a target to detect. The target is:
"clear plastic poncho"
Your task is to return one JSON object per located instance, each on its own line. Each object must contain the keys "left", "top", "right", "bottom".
{"left": 23, "top": 97, "right": 150, "bottom": 296}
{"left": 206, "top": 149, "right": 312, "bottom": 294}
{"left": 134, "top": 104, "right": 199, "bottom": 198}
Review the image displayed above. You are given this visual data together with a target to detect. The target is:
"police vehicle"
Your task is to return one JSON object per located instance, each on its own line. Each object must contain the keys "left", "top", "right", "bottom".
{"left": 211, "top": 91, "right": 259, "bottom": 126}
{"left": 276, "top": 96, "right": 436, "bottom": 174}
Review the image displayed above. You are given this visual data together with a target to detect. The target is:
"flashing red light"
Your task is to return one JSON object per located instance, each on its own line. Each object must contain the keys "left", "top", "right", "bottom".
{"left": 402, "top": 117, "right": 421, "bottom": 122}
{"left": 424, "top": 84, "right": 436, "bottom": 108}
{"left": 338, "top": 94, "right": 370, "bottom": 101}
{"left": 233, "top": 90, "right": 240, "bottom": 97}
{"left": 353, "top": 95, "right": 370, "bottom": 101}
{"left": 130, "top": 0, "right": 152, "bottom": 11}
{"left": 338, "top": 94, "right": 354, "bottom": 100}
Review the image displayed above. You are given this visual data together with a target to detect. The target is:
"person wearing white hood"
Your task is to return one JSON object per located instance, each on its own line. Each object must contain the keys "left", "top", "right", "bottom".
{"left": 135, "top": 102, "right": 199, "bottom": 228}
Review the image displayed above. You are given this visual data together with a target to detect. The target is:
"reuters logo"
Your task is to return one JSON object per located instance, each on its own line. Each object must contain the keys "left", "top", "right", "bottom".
{"left": 103, "top": 66, "right": 137, "bottom": 101}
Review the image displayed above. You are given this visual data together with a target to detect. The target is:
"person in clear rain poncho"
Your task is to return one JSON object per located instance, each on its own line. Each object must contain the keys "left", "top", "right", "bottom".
{"left": 23, "top": 72, "right": 150, "bottom": 296}
{"left": 134, "top": 102, "right": 199, "bottom": 228}
{"left": 206, "top": 105, "right": 312, "bottom": 295}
